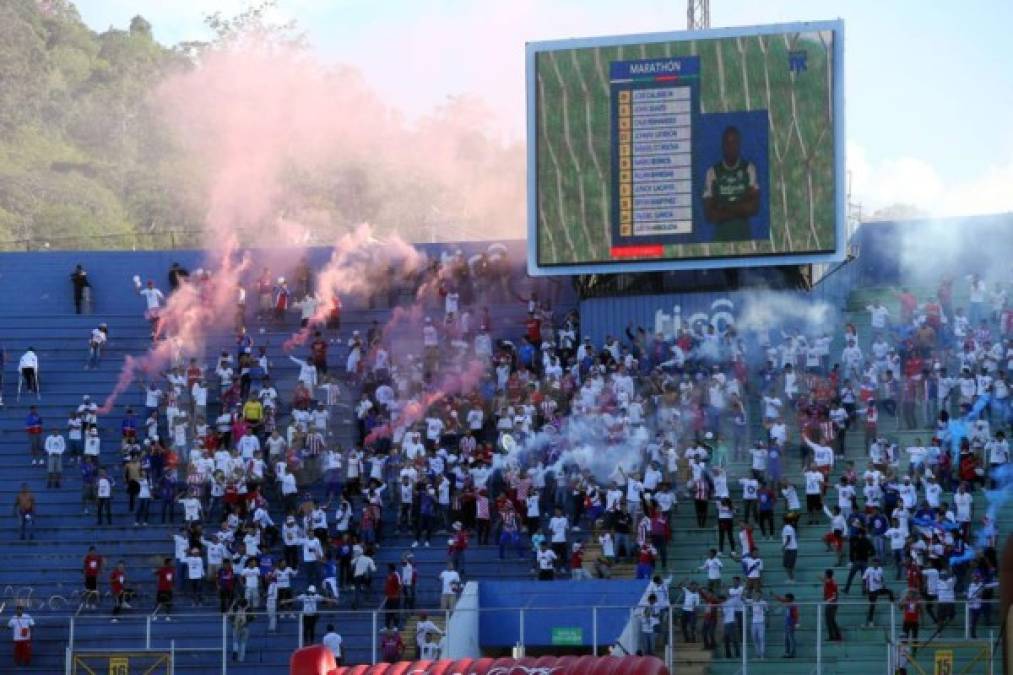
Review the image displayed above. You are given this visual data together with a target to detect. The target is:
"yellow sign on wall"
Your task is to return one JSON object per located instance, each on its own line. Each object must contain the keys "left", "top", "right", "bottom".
{"left": 933, "top": 649, "right": 953, "bottom": 675}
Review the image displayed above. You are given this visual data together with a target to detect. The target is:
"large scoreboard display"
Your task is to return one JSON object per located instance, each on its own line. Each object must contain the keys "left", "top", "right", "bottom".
{"left": 526, "top": 20, "right": 844, "bottom": 275}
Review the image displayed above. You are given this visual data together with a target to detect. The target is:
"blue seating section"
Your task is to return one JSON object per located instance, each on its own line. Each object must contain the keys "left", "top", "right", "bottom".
{"left": 0, "top": 247, "right": 574, "bottom": 673}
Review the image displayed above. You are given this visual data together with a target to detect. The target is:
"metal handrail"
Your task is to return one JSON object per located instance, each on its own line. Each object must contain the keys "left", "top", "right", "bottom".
{"left": 37, "top": 598, "right": 1003, "bottom": 618}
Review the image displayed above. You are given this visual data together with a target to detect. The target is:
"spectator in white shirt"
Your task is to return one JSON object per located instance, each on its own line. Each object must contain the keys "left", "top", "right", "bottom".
{"left": 18, "top": 348, "right": 39, "bottom": 397}
{"left": 438, "top": 561, "right": 461, "bottom": 611}
{"left": 548, "top": 508, "right": 569, "bottom": 570}
{"left": 96, "top": 469, "right": 113, "bottom": 525}
{"left": 44, "top": 428, "right": 66, "bottom": 488}
{"left": 322, "top": 625, "right": 343, "bottom": 664}
{"left": 8, "top": 605, "right": 34, "bottom": 666}
{"left": 698, "top": 549, "right": 724, "bottom": 592}
{"left": 182, "top": 548, "right": 206, "bottom": 606}
{"left": 536, "top": 542, "right": 557, "bottom": 580}
{"left": 137, "top": 279, "right": 165, "bottom": 335}
{"left": 863, "top": 559, "right": 894, "bottom": 626}
{"left": 781, "top": 519, "right": 798, "bottom": 582}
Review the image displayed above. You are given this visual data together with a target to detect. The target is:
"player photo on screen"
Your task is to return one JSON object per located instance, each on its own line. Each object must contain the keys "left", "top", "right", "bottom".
{"left": 702, "top": 126, "right": 760, "bottom": 242}
{"left": 695, "top": 110, "right": 770, "bottom": 245}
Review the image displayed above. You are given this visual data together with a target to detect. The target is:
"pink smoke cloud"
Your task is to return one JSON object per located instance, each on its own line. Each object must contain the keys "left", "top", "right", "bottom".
{"left": 364, "top": 358, "right": 488, "bottom": 445}
{"left": 281, "top": 223, "right": 425, "bottom": 351}
{"left": 98, "top": 243, "right": 251, "bottom": 414}
{"left": 101, "top": 40, "right": 522, "bottom": 413}
{"left": 154, "top": 48, "right": 524, "bottom": 246}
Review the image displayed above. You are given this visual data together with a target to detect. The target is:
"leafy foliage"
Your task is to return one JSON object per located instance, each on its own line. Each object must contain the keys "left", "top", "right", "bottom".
{"left": 0, "top": 0, "right": 524, "bottom": 250}
{"left": 0, "top": 0, "right": 199, "bottom": 250}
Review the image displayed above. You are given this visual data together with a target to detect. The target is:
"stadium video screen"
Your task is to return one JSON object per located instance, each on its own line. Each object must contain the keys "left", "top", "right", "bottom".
{"left": 526, "top": 20, "right": 844, "bottom": 274}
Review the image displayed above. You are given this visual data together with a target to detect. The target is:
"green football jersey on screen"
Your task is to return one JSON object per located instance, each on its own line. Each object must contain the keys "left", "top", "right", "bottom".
{"left": 710, "top": 159, "right": 755, "bottom": 241}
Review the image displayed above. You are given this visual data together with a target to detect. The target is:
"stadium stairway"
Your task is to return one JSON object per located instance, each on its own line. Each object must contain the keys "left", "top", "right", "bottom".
{"left": 0, "top": 258, "right": 567, "bottom": 671}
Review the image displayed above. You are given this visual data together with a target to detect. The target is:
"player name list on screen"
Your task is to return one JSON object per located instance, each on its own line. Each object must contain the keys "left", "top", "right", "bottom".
{"left": 610, "top": 57, "right": 699, "bottom": 240}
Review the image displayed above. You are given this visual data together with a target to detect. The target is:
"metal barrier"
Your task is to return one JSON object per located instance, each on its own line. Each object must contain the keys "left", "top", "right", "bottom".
{"left": 50, "top": 598, "right": 1001, "bottom": 674}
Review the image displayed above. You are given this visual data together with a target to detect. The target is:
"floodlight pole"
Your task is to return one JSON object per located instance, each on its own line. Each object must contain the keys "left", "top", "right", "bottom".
{"left": 687, "top": 0, "right": 710, "bottom": 30}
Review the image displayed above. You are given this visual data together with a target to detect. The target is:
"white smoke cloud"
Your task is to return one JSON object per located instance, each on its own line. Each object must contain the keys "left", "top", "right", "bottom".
{"left": 736, "top": 291, "right": 836, "bottom": 335}
{"left": 849, "top": 141, "right": 1013, "bottom": 217}
{"left": 503, "top": 412, "right": 653, "bottom": 483}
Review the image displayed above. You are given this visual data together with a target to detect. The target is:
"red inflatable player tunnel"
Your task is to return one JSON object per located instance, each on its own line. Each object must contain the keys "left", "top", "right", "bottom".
{"left": 290, "top": 647, "right": 670, "bottom": 675}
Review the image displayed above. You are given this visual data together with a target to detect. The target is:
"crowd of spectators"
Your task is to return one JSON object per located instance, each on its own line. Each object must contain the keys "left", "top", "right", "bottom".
{"left": 10, "top": 252, "right": 1009, "bottom": 664}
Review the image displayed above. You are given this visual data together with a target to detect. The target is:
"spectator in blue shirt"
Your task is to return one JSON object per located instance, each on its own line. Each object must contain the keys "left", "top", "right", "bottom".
{"left": 80, "top": 457, "right": 98, "bottom": 516}
{"left": 517, "top": 339, "right": 535, "bottom": 370}
{"left": 868, "top": 507, "right": 889, "bottom": 560}
{"left": 121, "top": 409, "right": 139, "bottom": 442}
{"left": 25, "top": 407, "right": 43, "bottom": 466}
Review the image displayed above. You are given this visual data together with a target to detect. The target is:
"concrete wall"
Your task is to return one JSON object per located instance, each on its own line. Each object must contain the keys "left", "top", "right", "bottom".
{"left": 445, "top": 581, "right": 481, "bottom": 659}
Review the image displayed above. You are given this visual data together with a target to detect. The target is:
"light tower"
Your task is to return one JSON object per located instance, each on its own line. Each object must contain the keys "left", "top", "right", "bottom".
{"left": 687, "top": 0, "right": 710, "bottom": 30}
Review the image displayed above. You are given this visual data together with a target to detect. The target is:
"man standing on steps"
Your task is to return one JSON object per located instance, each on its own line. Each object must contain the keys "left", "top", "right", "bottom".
{"left": 287, "top": 585, "right": 337, "bottom": 645}
{"left": 183, "top": 547, "right": 206, "bottom": 607}
{"left": 154, "top": 557, "right": 175, "bottom": 621}
{"left": 720, "top": 592, "right": 740, "bottom": 659}
{"left": 82, "top": 546, "right": 103, "bottom": 609}
{"left": 677, "top": 581, "right": 701, "bottom": 643}
{"left": 228, "top": 598, "right": 252, "bottom": 663}
{"left": 781, "top": 517, "right": 798, "bottom": 583}
{"left": 548, "top": 508, "right": 569, "bottom": 572}
{"left": 535, "top": 541, "right": 557, "bottom": 580}
{"left": 109, "top": 560, "right": 133, "bottom": 623}
{"left": 44, "top": 427, "right": 65, "bottom": 488}
{"left": 844, "top": 528, "right": 874, "bottom": 595}
{"left": 95, "top": 469, "right": 113, "bottom": 525}
{"left": 747, "top": 590, "right": 768, "bottom": 659}
{"left": 13, "top": 484, "right": 35, "bottom": 541}
{"left": 438, "top": 560, "right": 461, "bottom": 611}
{"left": 863, "top": 558, "right": 895, "bottom": 626}
{"left": 137, "top": 279, "right": 165, "bottom": 338}
{"left": 8, "top": 604, "right": 35, "bottom": 667}
{"left": 823, "top": 569, "right": 842, "bottom": 642}
{"left": 25, "top": 406, "right": 42, "bottom": 466}
{"left": 167, "top": 262, "right": 189, "bottom": 292}
{"left": 70, "top": 264, "right": 91, "bottom": 314}
{"left": 382, "top": 564, "right": 402, "bottom": 630}
{"left": 322, "top": 624, "right": 343, "bottom": 665}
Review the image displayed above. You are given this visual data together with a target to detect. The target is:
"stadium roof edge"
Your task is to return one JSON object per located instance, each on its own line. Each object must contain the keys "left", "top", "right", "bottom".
{"left": 0, "top": 238, "right": 527, "bottom": 258}
{"left": 857, "top": 212, "right": 1013, "bottom": 228}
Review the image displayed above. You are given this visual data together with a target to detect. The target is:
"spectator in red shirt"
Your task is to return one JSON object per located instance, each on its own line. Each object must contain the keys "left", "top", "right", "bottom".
{"left": 895, "top": 288, "right": 918, "bottom": 324}
{"left": 217, "top": 560, "right": 237, "bottom": 614}
{"left": 900, "top": 589, "right": 922, "bottom": 642}
{"left": 155, "top": 558, "right": 175, "bottom": 620}
{"left": 448, "top": 522, "right": 469, "bottom": 574}
{"left": 823, "top": 569, "right": 841, "bottom": 641}
{"left": 110, "top": 561, "right": 131, "bottom": 622}
{"left": 326, "top": 296, "right": 342, "bottom": 331}
{"left": 379, "top": 626, "right": 405, "bottom": 663}
{"left": 524, "top": 312, "right": 541, "bottom": 345}
{"left": 635, "top": 542, "right": 657, "bottom": 579}
{"left": 185, "top": 358, "right": 203, "bottom": 390}
{"left": 310, "top": 331, "right": 328, "bottom": 375}
{"left": 383, "top": 564, "right": 402, "bottom": 630}
{"left": 569, "top": 543, "right": 590, "bottom": 580}
{"left": 83, "top": 546, "right": 103, "bottom": 609}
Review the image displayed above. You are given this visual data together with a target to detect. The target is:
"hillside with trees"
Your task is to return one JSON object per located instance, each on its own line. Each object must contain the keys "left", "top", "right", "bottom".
{"left": 0, "top": 0, "right": 525, "bottom": 250}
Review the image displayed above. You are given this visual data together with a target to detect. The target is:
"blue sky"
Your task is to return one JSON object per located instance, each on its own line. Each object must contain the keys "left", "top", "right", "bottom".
{"left": 74, "top": 0, "right": 1013, "bottom": 216}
